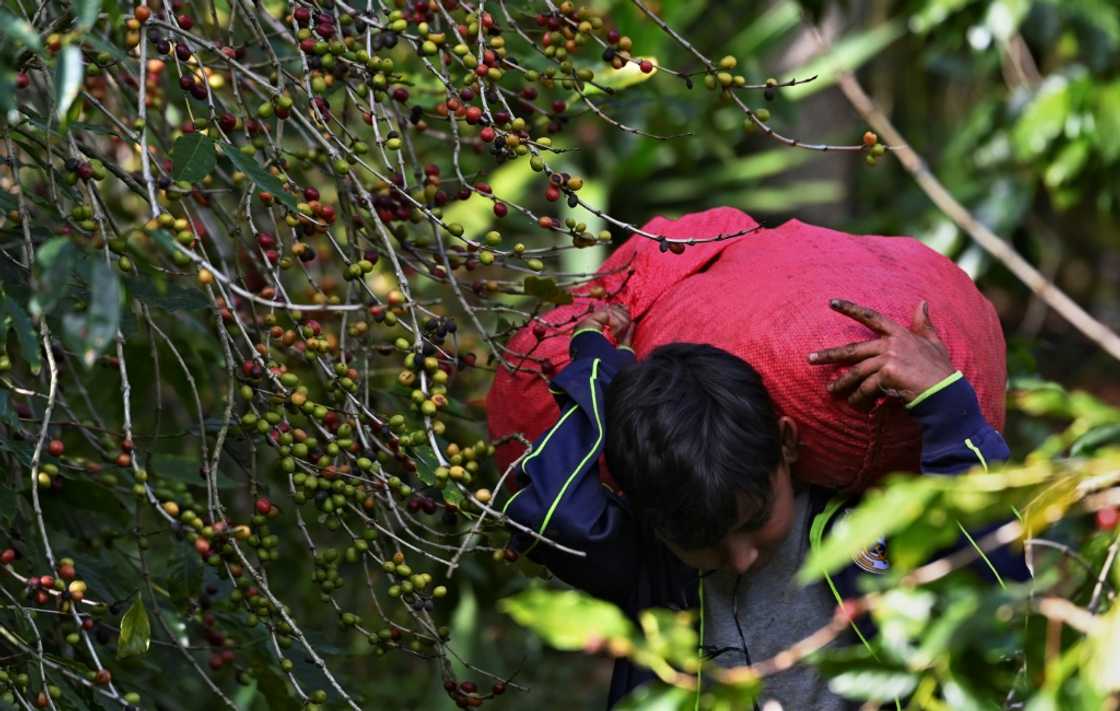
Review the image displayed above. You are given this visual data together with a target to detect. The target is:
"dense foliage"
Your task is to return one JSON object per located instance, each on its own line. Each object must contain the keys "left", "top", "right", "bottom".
{"left": 0, "top": 0, "right": 1118, "bottom": 709}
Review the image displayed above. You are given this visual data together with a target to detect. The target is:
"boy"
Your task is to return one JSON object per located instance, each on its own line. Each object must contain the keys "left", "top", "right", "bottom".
{"left": 499, "top": 299, "right": 1026, "bottom": 709}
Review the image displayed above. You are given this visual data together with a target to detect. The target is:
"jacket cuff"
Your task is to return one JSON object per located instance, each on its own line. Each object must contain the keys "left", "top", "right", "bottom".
{"left": 569, "top": 329, "right": 635, "bottom": 372}
{"left": 908, "top": 376, "right": 990, "bottom": 452}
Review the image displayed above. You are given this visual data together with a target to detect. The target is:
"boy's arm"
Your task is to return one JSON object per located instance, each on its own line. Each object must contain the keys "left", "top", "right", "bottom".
{"left": 500, "top": 329, "right": 640, "bottom": 605}
{"left": 907, "top": 372, "right": 1010, "bottom": 474}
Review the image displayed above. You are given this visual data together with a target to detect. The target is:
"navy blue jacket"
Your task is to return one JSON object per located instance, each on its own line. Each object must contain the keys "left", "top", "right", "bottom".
{"left": 499, "top": 330, "right": 1025, "bottom": 708}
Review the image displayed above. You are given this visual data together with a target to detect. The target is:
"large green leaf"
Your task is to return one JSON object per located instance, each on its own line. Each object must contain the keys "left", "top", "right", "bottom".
{"left": 221, "top": 142, "right": 297, "bottom": 210}
{"left": 117, "top": 595, "right": 151, "bottom": 659}
{"left": 171, "top": 133, "right": 217, "bottom": 183}
{"left": 53, "top": 45, "right": 84, "bottom": 125}
{"left": 500, "top": 588, "right": 635, "bottom": 650}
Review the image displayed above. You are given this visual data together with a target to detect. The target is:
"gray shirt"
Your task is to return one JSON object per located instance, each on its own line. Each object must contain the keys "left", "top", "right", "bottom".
{"left": 702, "top": 491, "right": 849, "bottom": 710}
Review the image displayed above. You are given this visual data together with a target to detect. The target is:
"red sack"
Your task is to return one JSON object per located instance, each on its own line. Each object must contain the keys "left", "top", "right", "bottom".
{"left": 486, "top": 207, "right": 1006, "bottom": 492}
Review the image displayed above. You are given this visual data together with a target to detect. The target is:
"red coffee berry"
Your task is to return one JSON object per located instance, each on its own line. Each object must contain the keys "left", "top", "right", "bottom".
{"left": 0, "top": 548, "right": 15, "bottom": 565}
{"left": 255, "top": 497, "right": 272, "bottom": 515}
{"left": 1097, "top": 507, "right": 1119, "bottom": 531}
{"left": 48, "top": 439, "right": 64, "bottom": 457}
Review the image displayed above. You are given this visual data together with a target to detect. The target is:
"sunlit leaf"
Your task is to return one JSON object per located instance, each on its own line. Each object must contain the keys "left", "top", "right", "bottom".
{"left": 1044, "top": 140, "right": 1090, "bottom": 188}
{"left": 984, "top": 0, "right": 1029, "bottom": 43}
{"left": 909, "top": 0, "right": 979, "bottom": 34}
{"left": 1094, "top": 81, "right": 1120, "bottom": 161}
{"left": 117, "top": 595, "right": 151, "bottom": 659}
{"left": 500, "top": 588, "right": 635, "bottom": 650}
{"left": 799, "top": 477, "right": 940, "bottom": 583}
{"left": 53, "top": 46, "right": 84, "bottom": 126}
{"left": 1012, "top": 78, "right": 1071, "bottom": 158}
{"left": 828, "top": 669, "right": 918, "bottom": 701}
{"left": 614, "top": 683, "right": 695, "bottom": 711}
{"left": 784, "top": 22, "right": 905, "bottom": 101}
{"left": 1087, "top": 603, "right": 1120, "bottom": 692}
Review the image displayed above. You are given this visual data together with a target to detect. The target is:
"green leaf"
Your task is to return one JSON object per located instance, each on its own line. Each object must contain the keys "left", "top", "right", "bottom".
{"left": 615, "top": 684, "right": 696, "bottom": 711}
{"left": 1095, "top": 81, "right": 1120, "bottom": 162}
{"left": 150, "top": 453, "right": 238, "bottom": 489}
{"left": 1, "top": 296, "right": 41, "bottom": 374}
{"left": 1012, "top": 78, "right": 1071, "bottom": 159}
{"left": 499, "top": 588, "right": 635, "bottom": 650}
{"left": 984, "top": 0, "right": 1029, "bottom": 43}
{"left": 828, "top": 669, "right": 918, "bottom": 701}
{"left": 783, "top": 21, "right": 905, "bottom": 101}
{"left": 76, "top": 0, "right": 102, "bottom": 31}
{"left": 53, "top": 45, "right": 84, "bottom": 126}
{"left": 1044, "top": 140, "right": 1090, "bottom": 188}
{"left": 124, "top": 274, "right": 209, "bottom": 311}
{"left": 523, "top": 276, "right": 573, "bottom": 305}
{"left": 31, "top": 238, "right": 80, "bottom": 317}
{"left": 116, "top": 595, "right": 151, "bottom": 659}
{"left": 799, "top": 477, "right": 940, "bottom": 583}
{"left": 221, "top": 142, "right": 297, "bottom": 210}
{"left": 0, "top": 10, "right": 43, "bottom": 52}
{"left": 1088, "top": 600, "right": 1120, "bottom": 693}
{"left": 909, "top": 0, "right": 979, "bottom": 34}
{"left": 148, "top": 228, "right": 179, "bottom": 253}
{"left": 582, "top": 56, "right": 659, "bottom": 97}
{"left": 60, "top": 258, "right": 120, "bottom": 368}
{"left": 1070, "top": 423, "right": 1120, "bottom": 457}
{"left": 171, "top": 133, "right": 216, "bottom": 183}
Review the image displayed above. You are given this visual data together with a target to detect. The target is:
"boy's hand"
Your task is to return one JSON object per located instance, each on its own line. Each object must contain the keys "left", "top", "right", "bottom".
{"left": 807, "top": 299, "right": 955, "bottom": 410}
{"left": 575, "top": 304, "right": 634, "bottom": 348}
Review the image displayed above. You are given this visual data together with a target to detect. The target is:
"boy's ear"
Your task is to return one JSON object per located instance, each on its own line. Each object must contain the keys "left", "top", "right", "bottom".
{"left": 778, "top": 416, "right": 799, "bottom": 465}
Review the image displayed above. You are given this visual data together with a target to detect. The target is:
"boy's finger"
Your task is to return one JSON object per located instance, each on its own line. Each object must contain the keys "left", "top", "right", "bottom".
{"left": 848, "top": 371, "right": 886, "bottom": 411}
{"left": 827, "top": 355, "right": 887, "bottom": 395}
{"left": 829, "top": 299, "right": 902, "bottom": 336}
{"left": 809, "top": 339, "right": 882, "bottom": 365}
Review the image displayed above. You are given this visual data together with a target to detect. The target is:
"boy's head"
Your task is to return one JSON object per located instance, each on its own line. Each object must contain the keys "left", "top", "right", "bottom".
{"left": 604, "top": 343, "right": 799, "bottom": 574}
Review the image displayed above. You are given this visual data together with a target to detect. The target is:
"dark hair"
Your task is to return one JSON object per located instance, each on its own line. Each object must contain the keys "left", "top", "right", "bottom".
{"left": 604, "top": 343, "right": 780, "bottom": 550}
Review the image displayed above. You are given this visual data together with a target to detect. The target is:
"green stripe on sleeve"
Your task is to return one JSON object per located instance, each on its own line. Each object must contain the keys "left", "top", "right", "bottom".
{"left": 906, "top": 370, "right": 963, "bottom": 409}
{"left": 571, "top": 327, "right": 604, "bottom": 340}
{"left": 964, "top": 437, "right": 989, "bottom": 472}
